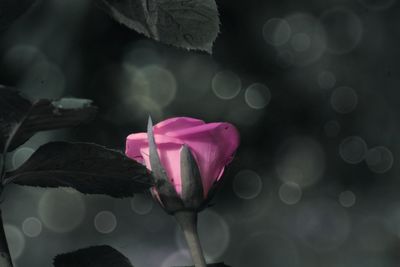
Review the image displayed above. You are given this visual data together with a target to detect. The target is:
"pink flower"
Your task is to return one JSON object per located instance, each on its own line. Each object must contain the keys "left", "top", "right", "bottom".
{"left": 125, "top": 117, "right": 239, "bottom": 203}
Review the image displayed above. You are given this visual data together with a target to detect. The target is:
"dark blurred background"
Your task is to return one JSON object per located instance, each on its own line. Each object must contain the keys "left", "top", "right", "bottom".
{"left": 1, "top": 0, "right": 400, "bottom": 266}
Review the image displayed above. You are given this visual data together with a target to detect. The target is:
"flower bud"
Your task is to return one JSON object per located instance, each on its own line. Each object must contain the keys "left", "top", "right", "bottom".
{"left": 125, "top": 117, "right": 239, "bottom": 214}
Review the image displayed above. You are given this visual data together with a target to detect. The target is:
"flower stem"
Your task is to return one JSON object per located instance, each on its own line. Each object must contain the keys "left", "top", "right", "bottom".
{"left": 0, "top": 209, "right": 13, "bottom": 267}
{"left": 174, "top": 211, "right": 207, "bottom": 267}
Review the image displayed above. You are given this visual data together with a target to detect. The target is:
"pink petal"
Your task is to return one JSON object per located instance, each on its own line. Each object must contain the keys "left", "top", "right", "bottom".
{"left": 173, "top": 122, "right": 240, "bottom": 196}
{"left": 154, "top": 117, "right": 205, "bottom": 135}
{"left": 125, "top": 133, "right": 147, "bottom": 164}
{"left": 140, "top": 142, "right": 183, "bottom": 194}
{"left": 126, "top": 133, "right": 184, "bottom": 194}
{"left": 126, "top": 132, "right": 183, "bottom": 164}
{"left": 125, "top": 119, "right": 240, "bottom": 198}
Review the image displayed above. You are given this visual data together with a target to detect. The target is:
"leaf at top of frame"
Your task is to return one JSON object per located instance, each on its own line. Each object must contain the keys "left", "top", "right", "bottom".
{"left": 99, "top": 0, "right": 220, "bottom": 53}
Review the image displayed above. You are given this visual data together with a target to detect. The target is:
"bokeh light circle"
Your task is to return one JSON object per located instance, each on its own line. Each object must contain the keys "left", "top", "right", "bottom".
{"left": 4, "top": 224, "right": 25, "bottom": 259}
{"left": 262, "top": 18, "right": 292, "bottom": 46}
{"left": 130, "top": 194, "right": 154, "bottom": 215}
{"left": 116, "top": 64, "right": 165, "bottom": 123}
{"left": 339, "top": 190, "right": 356, "bottom": 208}
{"left": 22, "top": 217, "right": 42, "bottom": 237}
{"left": 318, "top": 71, "right": 336, "bottom": 89}
{"left": 199, "top": 210, "right": 230, "bottom": 260}
{"left": 141, "top": 65, "right": 177, "bottom": 107}
{"left": 233, "top": 170, "right": 263, "bottom": 199}
{"left": 121, "top": 63, "right": 150, "bottom": 98}
{"left": 176, "top": 210, "right": 230, "bottom": 260}
{"left": 212, "top": 71, "right": 242, "bottom": 100}
{"left": 12, "top": 147, "right": 34, "bottom": 169}
{"left": 244, "top": 83, "right": 271, "bottom": 109}
{"left": 38, "top": 189, "right": 86, "bottom": 233}
{"left": 279, "top": 182, "right": 302, "bottom": 205}
{"left": 321, "top": 7, "right": 363, "bottom": 54}
{"left": 276, "top": 137, "right": 325, "bottom": 187}
{"left": 291, "top": 33, "right": 312, "bottom": 52}
{"left": 276, "top": 13, "right": 327, "bottom": 66}
{"left": 339, "top": 136, "right": 368, "bottom": 164}
{"left": 365, "top": 146, "right": 394, "bottom": 173}
{"left": 94, "top": 211, "right": 117, "bottom": 234}
{"left": 2, "top": 45, "right": 46, "bottom": 74}
{"left": 331, "top": 86, "right": 358, "bottom": 114}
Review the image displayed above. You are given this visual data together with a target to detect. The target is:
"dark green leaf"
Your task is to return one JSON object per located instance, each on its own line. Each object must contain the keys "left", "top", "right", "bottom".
{"left": 4, "top": 142, "right": 153, "bottom": 198}
{"left": 0, "top": 85, "right": 97, "bottom": 151}
{"left": 53, "top": 245, "right": 134, "bottom": 267}
{"left": 0, "top": 85, "right": 31, "bottom": 151}
{"left": 0, "top": 86, "right": 31, "bottom": 121}
{"left": 8, "top": 98, "right": 97, "bottom": 151}
{"left": 99, "top": 0, "right": 220, "bottom": 53}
